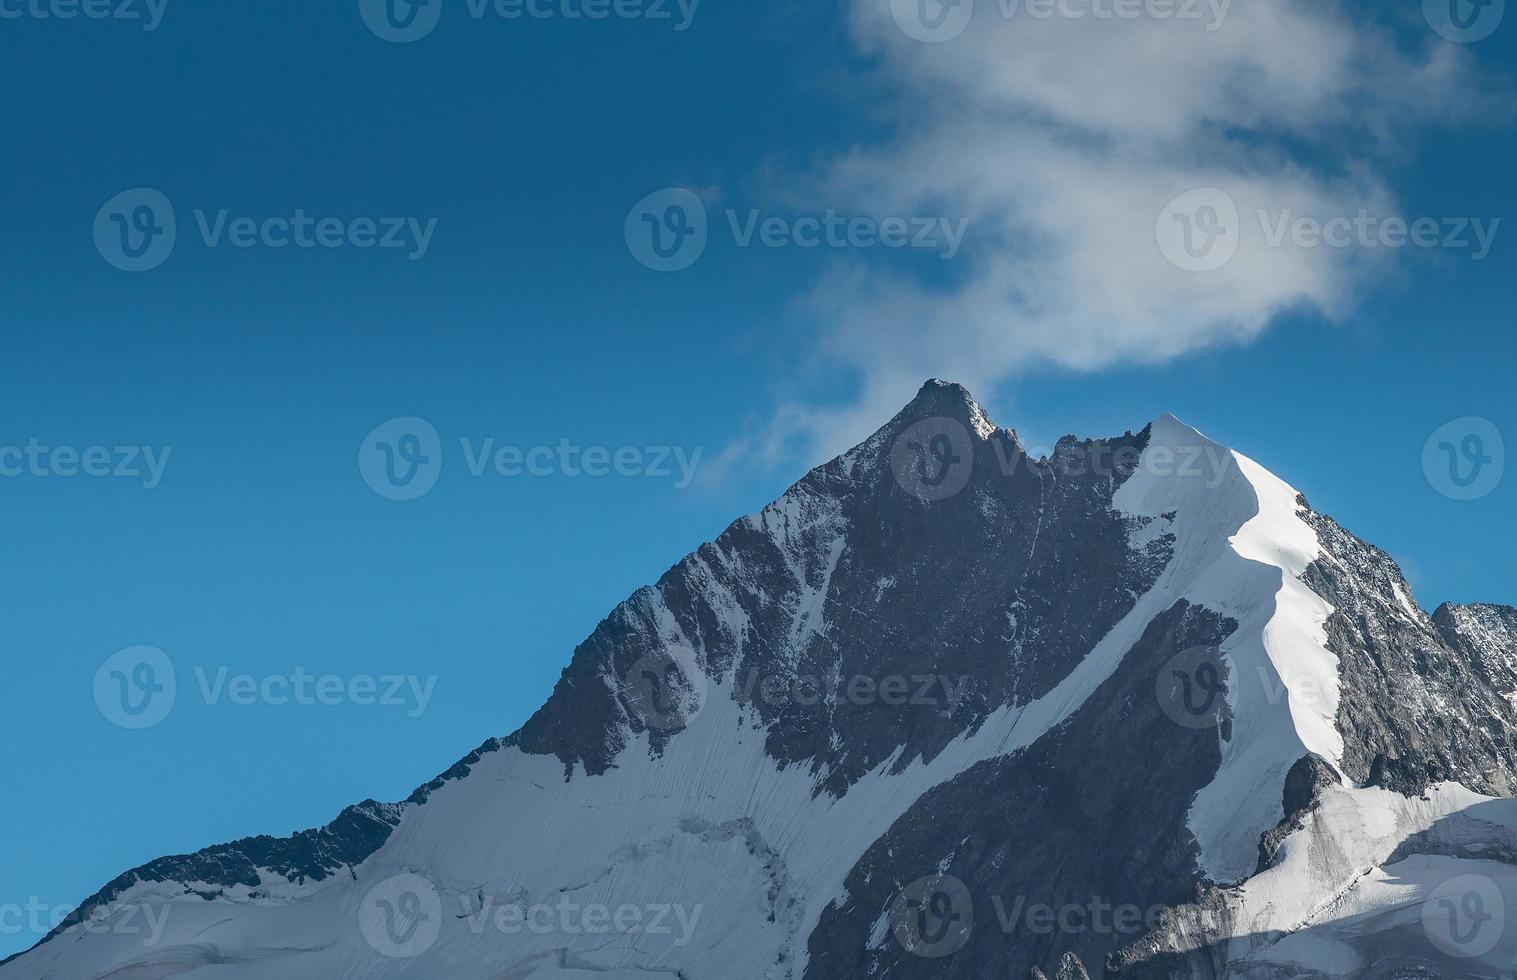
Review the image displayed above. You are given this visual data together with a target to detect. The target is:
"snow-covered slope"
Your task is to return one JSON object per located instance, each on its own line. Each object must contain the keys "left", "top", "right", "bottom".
{"left": 5, "top": 382, "right": 1514, "bottom": 979}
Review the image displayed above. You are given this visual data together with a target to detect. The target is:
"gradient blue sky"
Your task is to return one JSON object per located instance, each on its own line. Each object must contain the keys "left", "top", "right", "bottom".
{"left": 1, "top": 0, "right": 1513, "bottom": 959}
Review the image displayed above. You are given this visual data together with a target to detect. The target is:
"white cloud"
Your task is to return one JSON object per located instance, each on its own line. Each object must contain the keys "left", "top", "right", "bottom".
{"left": 722, "top": 0, "right": 1499, "bottom": 468}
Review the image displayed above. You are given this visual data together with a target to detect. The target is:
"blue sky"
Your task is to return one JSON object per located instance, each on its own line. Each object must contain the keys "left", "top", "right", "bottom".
{"left": 1, "top": 0, "right": 1513, "bottom": 959}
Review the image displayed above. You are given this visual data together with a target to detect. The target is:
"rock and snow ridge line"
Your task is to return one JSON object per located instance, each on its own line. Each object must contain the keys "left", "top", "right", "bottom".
{"left": 4, "top": 379, "right": 1513, "bottom": 980}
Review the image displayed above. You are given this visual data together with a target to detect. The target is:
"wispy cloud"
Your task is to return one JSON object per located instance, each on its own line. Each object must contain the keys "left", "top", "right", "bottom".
{"left": 714, "top": 0, "right": 1501, "bottom": 474}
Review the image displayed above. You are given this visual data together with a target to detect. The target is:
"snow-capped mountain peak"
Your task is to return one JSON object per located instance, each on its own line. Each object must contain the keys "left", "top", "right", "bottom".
{"left": 6, "top": 382, "right": 1514, "bottom": 979}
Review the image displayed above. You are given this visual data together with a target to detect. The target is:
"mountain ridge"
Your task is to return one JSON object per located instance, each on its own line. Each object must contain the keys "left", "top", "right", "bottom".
{"left": 7, "top": 381, "right": 1515, "bottom": 979}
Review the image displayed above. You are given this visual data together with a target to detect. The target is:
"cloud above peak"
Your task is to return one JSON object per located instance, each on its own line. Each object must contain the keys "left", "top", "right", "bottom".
{"left": 720, "top": 0, "right": 1502, "bottom": 470}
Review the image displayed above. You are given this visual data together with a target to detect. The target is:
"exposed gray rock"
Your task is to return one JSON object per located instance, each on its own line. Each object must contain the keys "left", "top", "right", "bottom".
{"left": 1256, "top": 753, "right": 1341, "bottom": 872}
{"left": 1437, "top": 602, "right": 1517, "bottom": 711}
{"left": 1300, "top": 504, "right": 1517, "bottom": 797}
{"left": 803, "top": 600, "right": 1237, "bottom": 978}
{"left": 517, "top": 379, "right": 1169, "bottom": 796}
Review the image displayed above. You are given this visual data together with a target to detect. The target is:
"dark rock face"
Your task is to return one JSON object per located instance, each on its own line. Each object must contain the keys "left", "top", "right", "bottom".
{"left": 517, "top": 380, "right": 1171, "bottom": 795}
{"left": 802, "top": 600, "right": 1237, "bottom": 979}
{"left": 1256, "top": 753, "right": 1341, "bottom": 872}
{"left": 1300, "top": 504, "right": 1517, "bottom": 798}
